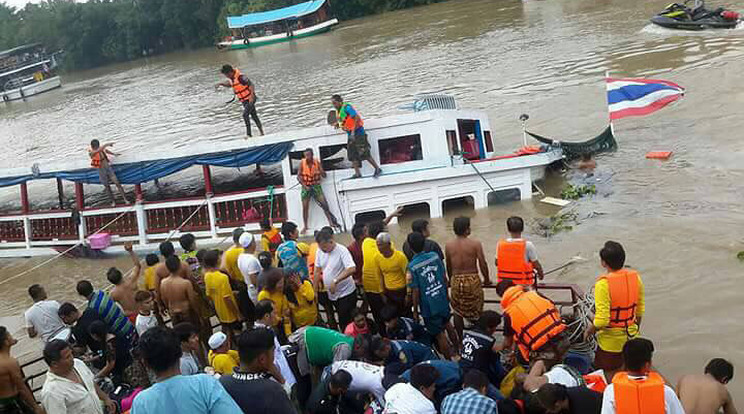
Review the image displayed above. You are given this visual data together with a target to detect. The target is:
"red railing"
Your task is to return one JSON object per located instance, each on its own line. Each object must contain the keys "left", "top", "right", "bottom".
{"left": 214, "top": 193, "right": 287, "bottom": 228}
{"left": 146, "top": 205, "right": 210, "bottom": 234}
{"left": 85, "top": 212, "right": 138, "bottom": 236}
{"left": 0, "top": 220, "right": 24, "bottom": 242}
{"left": 30, "top": 217, "right": 78, "bottom": 241}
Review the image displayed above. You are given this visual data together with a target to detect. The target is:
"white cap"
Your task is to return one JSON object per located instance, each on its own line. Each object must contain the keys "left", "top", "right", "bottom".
{"left": 208, "top": 332, "right": 227, "bottom": 350}
{"left": 239, "top": 232, "right": 256, "bottom": 248}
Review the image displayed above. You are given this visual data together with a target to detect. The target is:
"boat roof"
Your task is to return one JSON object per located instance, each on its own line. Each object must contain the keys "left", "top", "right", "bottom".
{"left": 0, "top": 44, "right": 42, "bottom": 58}
{"left": 0, "top": 107, "right": 483, "bottom": 188}
{"left": 227, "top": 0, "right": 326, "bottom": 29}
{"left": 0, "top": 59, "right": 51, "bottom": 78}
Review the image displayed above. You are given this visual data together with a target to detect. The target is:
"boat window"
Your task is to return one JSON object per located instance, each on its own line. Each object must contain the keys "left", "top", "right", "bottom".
{"left": 446, "top": 130, "right": 458, "bottom": 156}
{"left": 488, "top": 189, "right": 521, "bottom": 205}
{"left": 484, "top": 131, "right": 493, "bottom": 153}
{"left": 354, "top": 210, "right": 386, "bottom": 225}
{"left": 378, "top": 134, "right": 423, "bottom": 165}
{"left": 320, "top": 144, "right": 353, "bottom": 171}
{"left": 289, "top": 151, "right": 304, "bottom": 175}
{"left": 457, "top": 119, "right": 481, "bottom": 160}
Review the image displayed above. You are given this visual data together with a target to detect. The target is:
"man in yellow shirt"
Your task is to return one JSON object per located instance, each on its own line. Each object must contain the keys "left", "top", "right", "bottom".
{"left": 584, "top": 241, "right": 645, "bottom": 380}
{"left": 375, "top": 232, "right": 410, "bottom": 317}
{"left": 207, "top": 332, "right": 240, "bottom": 375}
{"left": 361, "top": 210, "right": 401, "bottom": 329}
{"left": 221, "top": 228, "right": 245, "bottom": 284}
{"left": 203, "top": 249, "right": 243, "bottom": 340}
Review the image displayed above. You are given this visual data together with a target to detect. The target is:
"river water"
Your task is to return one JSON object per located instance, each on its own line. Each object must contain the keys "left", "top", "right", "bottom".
{"left": 2, "top": 0, "right": 744, "bottom": 395}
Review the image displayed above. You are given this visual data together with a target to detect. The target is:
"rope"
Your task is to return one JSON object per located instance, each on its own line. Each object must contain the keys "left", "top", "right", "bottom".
{"left": 162, "top": 198, "right": 209, "bottom": 243}
{"left": 0, "top": 204, "right": 138, "bottom": 287}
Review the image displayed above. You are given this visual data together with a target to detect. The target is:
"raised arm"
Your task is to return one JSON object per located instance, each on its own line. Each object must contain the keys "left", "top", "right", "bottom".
{"left": 383, "top": 206, "right": 404, "bottom": 225}
{"left": 124, "top": 243, "right": 142, "bottom": 289}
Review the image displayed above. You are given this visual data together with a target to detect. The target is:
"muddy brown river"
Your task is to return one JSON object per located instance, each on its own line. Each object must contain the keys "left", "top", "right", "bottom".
{"left": 1, "top": 0, "right": 744, "bottom": 396}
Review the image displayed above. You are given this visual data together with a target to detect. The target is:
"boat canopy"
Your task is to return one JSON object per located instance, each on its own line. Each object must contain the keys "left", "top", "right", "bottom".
{"left": 0, "top": 44, "right": 42, "bottom": 59}
{"left": 0, "top": 142, "right": 292, "bottom": 188}
{"left": 227, "top": 0, "right": 326, "bottom": 29}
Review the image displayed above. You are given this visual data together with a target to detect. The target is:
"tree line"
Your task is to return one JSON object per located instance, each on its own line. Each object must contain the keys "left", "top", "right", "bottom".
{"left": 0, "top": 0, "right": 443, "bottom": 71}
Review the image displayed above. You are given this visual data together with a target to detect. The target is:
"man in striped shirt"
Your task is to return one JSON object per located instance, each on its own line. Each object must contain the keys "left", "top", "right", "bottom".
{"left": 76, "top": 280, "right": 136, "bottom": 342}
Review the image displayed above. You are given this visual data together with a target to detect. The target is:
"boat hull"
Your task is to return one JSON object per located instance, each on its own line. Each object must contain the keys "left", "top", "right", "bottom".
{"left": 1, "top": 76, "right": 62, "bottom": 102}
{"left": 218, "top": 19, "right": 339, "bottom": 50}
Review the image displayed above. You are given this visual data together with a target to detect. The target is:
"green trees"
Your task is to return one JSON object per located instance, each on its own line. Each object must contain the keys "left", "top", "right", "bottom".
{"left": 0, "top": 0, "right": 442, "bottom": 70}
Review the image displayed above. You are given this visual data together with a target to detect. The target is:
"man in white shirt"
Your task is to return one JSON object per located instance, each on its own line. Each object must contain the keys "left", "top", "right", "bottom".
{"left": 237, "top": 232, "right": 262, "bottom": 304}
{"left": 601, "top": 338, "right": 685, "bottom": 414}
{"left": 314, "top": 229, "right": 357, "bottom": 329}
{"left": 383, "top": 364, "right": 438, "bottom": 414}
{"left": 25, "top": 284, "right": 69, "bottom": 343}
{"left": 41, "top": 340, "right": 115, "bottom": 414}
{"left": 523, "top": 359, "right": 584, "bottom": 392}
{"left": 331, "top": 360, "right": 386, "bottom": 404}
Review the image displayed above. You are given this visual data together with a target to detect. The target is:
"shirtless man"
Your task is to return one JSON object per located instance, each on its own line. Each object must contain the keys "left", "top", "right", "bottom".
{"left": 154, "top": 241, "right": 191, "bottom": 307}
{"left": 444, "top": 216, "right": 491, "bottom": 340}
{"left": 159, "top": 256, "right": 199, "bottom": 326}
{"left": 677, "top": 358, "right": 738, "bottom": 414}
{"left": 108, "top": 242, "right": 142, "bottom": 317}
{"left": 0, "top": 326, "right": 44, "bottom": 414}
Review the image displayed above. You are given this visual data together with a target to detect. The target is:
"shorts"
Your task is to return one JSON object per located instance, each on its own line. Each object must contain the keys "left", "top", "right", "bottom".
{"left": 97, "top": 164, "right": 117, "bottom": 186}
{"left": 347, "top": 133, "right": 371, "bottom": 162}
{"left": 301, "top": 184, "right": 324, "bottom": 201}
{"left": 450, "top": 273, "right": 484, "bottom": 320}
{"left": 424, "top": 312, "right": 451, "bottom": 337}
{"left": 594, "top": 347, "right": 624, "bottom": 371}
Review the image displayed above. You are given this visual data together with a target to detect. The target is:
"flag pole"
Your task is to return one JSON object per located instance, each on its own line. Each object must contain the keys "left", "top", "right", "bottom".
{"left": 606, "top": 70, "right": 615, "bottom": 136}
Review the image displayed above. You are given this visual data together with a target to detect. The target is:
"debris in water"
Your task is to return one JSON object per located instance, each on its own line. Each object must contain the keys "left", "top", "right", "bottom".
{"left": 532, "top": 210, "right": 579, "bottom": 237}
{"left": 541, "top": 197, "right": 571, "bottom": 207}
{"left": 737, "top": 251, "right": 744, "bottom": 261}
{"left": 560, "top": 184, "right": 597, "bottom": 200}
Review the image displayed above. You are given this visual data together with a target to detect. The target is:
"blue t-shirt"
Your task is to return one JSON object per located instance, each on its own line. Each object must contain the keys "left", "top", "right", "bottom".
{"left": 277, "top": 240, "right": 309, "bottom": 280}
{"left": 401, "top": 360, "right": 463, "bottom": 402}
{"left": 388, "top": 340, "right": 438, "bottom": 369}
{"left": 408, "top": 252, "right": 450, "bottom": 319}
{"left": 343, "top": 104, "right": 365, "bottom": 136}
{"left": 132, "top": 374, "right": 242, "bottom": 414}
{"left": 89, "top": 290, "right": 135, "bottom": 338}
{"left": 388, "top": 317, "right": 430, "bottom": 345}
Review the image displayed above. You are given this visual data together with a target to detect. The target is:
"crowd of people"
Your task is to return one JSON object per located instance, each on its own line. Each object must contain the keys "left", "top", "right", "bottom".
{"left": 0, "top": 215, "right": 737, "bottom": 414}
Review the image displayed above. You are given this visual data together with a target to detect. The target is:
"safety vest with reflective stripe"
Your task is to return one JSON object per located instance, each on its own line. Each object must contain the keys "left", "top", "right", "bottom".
{"left": 231, "top": 69, "right": 253, "bottom": 102}
{"left": 502, "top": 286, "right": 566, "bottom": 361}
{"left": 599, "top": 268, "right": 640, "bottom": 329}
{"left": 299, "top": 158, "right": 322, "bottom": 186}
{"left": 337, "top": 103, "right": 363, "bottom": 133}
{"left": 497, "top": 239, "right": 535, "bottom": 285}
{"left": 612, "top": 372, "right": 665, "bottom": 414}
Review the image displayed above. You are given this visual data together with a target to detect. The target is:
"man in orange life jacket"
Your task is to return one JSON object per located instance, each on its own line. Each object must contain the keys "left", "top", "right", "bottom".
{"left": 601, "top": 338, "right": 684, "bottom": 414}
{"left": 331, "top": 95, "right": 382, "bottom": 179}
{"left": 584, "top": 241, "right": 645, "bottom": 380}
{"left": 297, "top": 148, "right": 340, "bottom": 234}
{"left": 496, "top": 280, "right": 567, "bottom": 366}
{"left": 495, "top": 216, "right": 544, "bottom": 286}
{"left": 88, "top": 139, "right": 131, "bottom": 207}
{"left": 218, "top": 64, "right": 264, "bottom": 138}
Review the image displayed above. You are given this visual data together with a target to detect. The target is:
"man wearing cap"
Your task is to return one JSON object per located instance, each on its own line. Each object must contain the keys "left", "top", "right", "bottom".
{"left": 237, "top": 232, "right": 262, "bottom": 305}
{"left": 208, "top": 332, "right": 240, "bottom": 375}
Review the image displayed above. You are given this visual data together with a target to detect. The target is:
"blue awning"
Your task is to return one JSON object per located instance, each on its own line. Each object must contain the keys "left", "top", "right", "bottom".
{"left": 0, "top": 142, "right": 293, "bottom": 188}
{"left": 227, "top": 0, "right": 326, "bottom": 29}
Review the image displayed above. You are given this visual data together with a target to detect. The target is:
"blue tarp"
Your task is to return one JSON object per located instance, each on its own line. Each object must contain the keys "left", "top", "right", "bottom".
{"left": 227, "top": 0, "right": 326, "bottom": 29}
{"left": 0, "top": 142, "right": 293, "bottom": 188}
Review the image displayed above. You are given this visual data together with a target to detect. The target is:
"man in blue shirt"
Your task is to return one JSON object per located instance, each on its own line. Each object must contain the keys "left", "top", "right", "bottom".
{"left": 331, "top": 94, "right": 382, "bottom": 179}
{"left": 369, "top": 336, "right": 437, "bottom": 370}
{"left": 132, "top": 326, "right": 242, "bottom": 414}
{"left": 407, "top": 232, "right": 458, "bottom": 359}
{"left": 381, "top": 305, "right": 431, "bottom": 346}
{"left": 402, "top": 360, "right": 463, "bottom": 407}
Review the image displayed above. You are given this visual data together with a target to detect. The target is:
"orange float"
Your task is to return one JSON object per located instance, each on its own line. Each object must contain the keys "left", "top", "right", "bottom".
{"left": 645, "top": 151, "right": 672, "bottom": 160}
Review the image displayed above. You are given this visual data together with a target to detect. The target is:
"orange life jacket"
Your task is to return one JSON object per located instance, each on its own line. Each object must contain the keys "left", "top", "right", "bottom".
{"left": 338, "top": 103, "right": 363, "bottom": 133}
{"left": 497, "top": 239, "right": 535, "bottom": 285}
{"left": 262, "top": 229, "right": 282, "bottom": 256}
{"left": 612, "top": 372, "right": 665, "bottom": 414}
{"left": 502, "top": 286, "right": 566, "bottom": 361}
{"left": 584, "top": 373, "right": 608, "bottom": 393}
{"left": 90, "top": 148, "right": 107, "bottom": 168}
{"left": 299, "top": 158, "right": 322, "bottom": 186}
{"left": 599, "top": 269, "right": 640, "bottom": 329}
{"left": 231, "top": 69, "right": 253, "bottom": 102}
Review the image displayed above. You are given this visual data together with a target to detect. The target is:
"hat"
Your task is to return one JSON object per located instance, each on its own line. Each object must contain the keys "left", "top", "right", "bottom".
{"left": 239, "top": 232, "right": 256, "bottom": 248}
{"left": 208, "top": 332, "right": 227, "bottom": 350}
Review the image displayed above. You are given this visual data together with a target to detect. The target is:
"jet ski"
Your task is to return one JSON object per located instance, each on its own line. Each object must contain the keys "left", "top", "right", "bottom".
{"left": 651, "top": 0, "right": 740, "bottom": 30}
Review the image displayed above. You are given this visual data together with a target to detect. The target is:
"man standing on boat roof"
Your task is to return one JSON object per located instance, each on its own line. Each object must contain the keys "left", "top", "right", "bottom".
{"left": 217, "top": 64, "right": 264, "bottom": 138}
{"left": 298, "top": 148, "right": 340, "bottom": 234}
{"left": 88, "top": 139, "right": 131, "bottom": 207}
{"left": 331, "top": 95, "right": 382, "bottom": 179}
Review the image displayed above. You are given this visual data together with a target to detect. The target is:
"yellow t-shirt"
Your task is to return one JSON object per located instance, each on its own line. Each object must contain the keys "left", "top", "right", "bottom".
{"left": 142, "top": 266, "right": 157, "bottom": 291}
{"left": 208, "top": 350, "right": 240, "bottom": 375}
{"left": 376, "top": 250, "right": 409, "bottom": 291}
{"left": 223, "top": 246, "right": 244, "bottom": 282}
{"left": 289, "top": 280, "right": 318, "bottom": 328}
{"left": 362, "top": 238, "right": 383, "bottom": 293}
{"left": 257, "top": 289, "right": 292, "bottom": 336}
{"left": 593, "top": 274, "right": 645, "bottom": 352}
{"left": 204, "top": 270, "right": 239, "bottom": 323}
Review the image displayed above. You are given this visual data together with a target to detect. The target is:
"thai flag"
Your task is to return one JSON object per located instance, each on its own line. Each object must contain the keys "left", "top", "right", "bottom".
{"left": 606, "top": 77, "right": 685, "bottom": 121}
